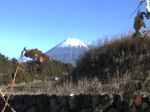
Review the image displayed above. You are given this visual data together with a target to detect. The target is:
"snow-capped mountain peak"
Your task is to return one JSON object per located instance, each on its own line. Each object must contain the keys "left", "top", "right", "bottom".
{"left": 58, "top": 38, "right": 88, "bottom": 48}
{"left": 46, "top": 37, "right": 89, "bottom": 66}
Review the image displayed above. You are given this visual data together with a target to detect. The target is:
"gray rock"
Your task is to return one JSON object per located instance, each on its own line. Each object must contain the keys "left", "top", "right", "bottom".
{"left": 50, "top": 97, "right": 58, "bottom": 108}
{"left": 92, "top": 95, "right": 100, "bottom": 108}
{"left": 69, "top": 95, "right": 80, "bottom": 111}
{"left": 80, "top": 95, "right": 92, "bottom": 109}
{"left": 25, "top": 106, "right": 38, "bottom": 112}
{"left": 100, "top": 94, "right": 111, "bottom": 106}
{"left": 94, "top": 105, "right": 103, "bottom": 112}
{"left": 58, "top": 96, "right": 69, "bottom": 107}
{"left": 60, "top": 108, "right": 68, "bottom": 112}
{"left": 50, "top": 96, "right": 60, "bottom": 112}
{"left": 80, "top": 108, "right": 91, "bottom": 112}
{"left": 50, "top": 105, "right": 60, "bottom": 112}
{"left": 109, "top": 108, "right": 119, "bottom": 112}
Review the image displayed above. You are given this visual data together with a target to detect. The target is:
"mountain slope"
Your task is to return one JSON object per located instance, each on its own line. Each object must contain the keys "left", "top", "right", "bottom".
{"left": 46, "top": 38, "right": 89, "bottom": 66}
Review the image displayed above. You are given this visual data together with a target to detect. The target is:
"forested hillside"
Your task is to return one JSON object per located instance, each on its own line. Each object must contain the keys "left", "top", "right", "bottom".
{"left": 74, "top": 35, "right": 150, "bottom": 86}
{"left": 0, "top": 54, "right": 72, "bottom": 85}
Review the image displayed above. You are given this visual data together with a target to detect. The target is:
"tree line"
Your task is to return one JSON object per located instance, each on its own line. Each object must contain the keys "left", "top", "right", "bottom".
{"left": 0, "top": 54, "right": 72, "bottom": 85}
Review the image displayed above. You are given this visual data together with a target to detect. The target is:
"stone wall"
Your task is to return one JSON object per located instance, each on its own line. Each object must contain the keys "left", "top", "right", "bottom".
{"left": 0, "top": 93, "right": 150, "bottom": 112}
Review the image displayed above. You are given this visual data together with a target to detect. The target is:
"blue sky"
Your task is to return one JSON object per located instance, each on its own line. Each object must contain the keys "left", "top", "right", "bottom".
{"left": 0, "top": 0, "right": 147, "bottom": 59}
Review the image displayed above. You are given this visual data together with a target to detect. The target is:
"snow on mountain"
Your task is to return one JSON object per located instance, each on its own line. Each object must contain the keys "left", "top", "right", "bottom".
{"left": 46, "top": 38, "right": 88, "bottom": 66}
{"left": 57, "top": 38, "right": 88, "bottom": 48}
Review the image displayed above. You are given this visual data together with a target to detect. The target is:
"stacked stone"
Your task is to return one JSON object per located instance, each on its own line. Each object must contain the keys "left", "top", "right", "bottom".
{"left": 0, "top": 93, "right": 150, "bottom": 112}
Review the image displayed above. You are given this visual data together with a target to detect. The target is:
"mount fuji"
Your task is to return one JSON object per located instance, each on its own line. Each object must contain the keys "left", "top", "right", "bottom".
{"left": 46, "top": 38, "right": 89, "bottom": 66}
